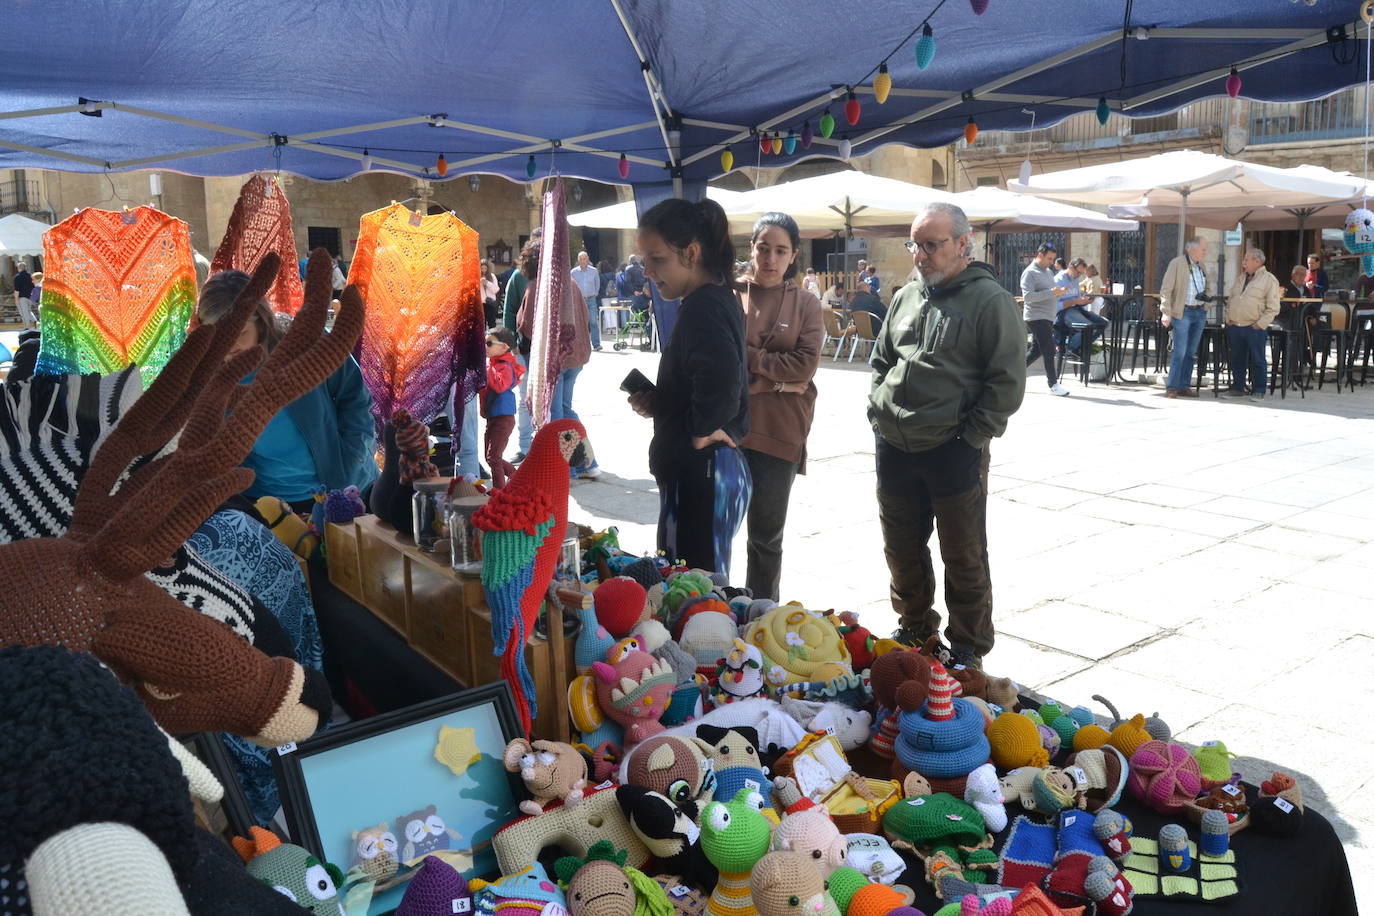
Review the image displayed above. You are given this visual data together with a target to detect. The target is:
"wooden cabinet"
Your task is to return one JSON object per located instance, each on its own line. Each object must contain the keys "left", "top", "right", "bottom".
{"left": 326, "top": 515, "right": 573, "bottom": 741}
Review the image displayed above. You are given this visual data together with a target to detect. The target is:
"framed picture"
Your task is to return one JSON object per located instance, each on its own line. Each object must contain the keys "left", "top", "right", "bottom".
{"left": 273, "top": 682, "right": 523, "bottom": 914}
{"left": 487, "top": 239, "right": 513, "bottom": 266}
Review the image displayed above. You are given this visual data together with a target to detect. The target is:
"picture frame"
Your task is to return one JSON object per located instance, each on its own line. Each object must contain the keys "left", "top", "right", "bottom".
{"left": 273, "top": 682, "right": 523, "bottom": 914}
{"left": 487, "top": 239, "right": 513, "bottom": 266}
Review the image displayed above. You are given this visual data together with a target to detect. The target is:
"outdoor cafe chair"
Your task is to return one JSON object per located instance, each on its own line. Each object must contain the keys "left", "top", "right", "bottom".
{"left": 823, "top": 308, "right": 854, "bottom": 360}
{"left": 847, "top": 310, "right": 880, "bottom": 364}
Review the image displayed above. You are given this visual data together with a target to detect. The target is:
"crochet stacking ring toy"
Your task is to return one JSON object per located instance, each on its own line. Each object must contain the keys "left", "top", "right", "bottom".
{"left": 897, "top": 698, "right": 985, "bottom": 751}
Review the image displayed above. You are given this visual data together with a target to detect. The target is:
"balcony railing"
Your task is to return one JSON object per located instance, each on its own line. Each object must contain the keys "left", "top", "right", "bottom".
{"left": 967, "top": 99, "right": 1229, "bottom": 152}
{"left": 1248, "top": 86, "right": 1367, "bottom": 144}
{"left": 0, "top": 178, "right": 41, "bottom": 216}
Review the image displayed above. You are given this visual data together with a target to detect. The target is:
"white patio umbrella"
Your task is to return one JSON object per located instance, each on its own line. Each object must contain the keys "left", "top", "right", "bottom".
{"left": 0, "top": 213, "right": 51, "bottom": 257}
{"left": 568, "top": 187, "right": 746, "bottom": 229}
{"left": 721, "top": 170, "right": 961, "bottom": 239}
{"left": 950, "top": 186, "right": 1138, "bottom": 233}
{"left": 1007, "top": 150, "right": 1364, "bottom": 255}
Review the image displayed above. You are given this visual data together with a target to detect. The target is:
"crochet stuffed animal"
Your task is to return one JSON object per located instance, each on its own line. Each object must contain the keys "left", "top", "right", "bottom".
{"left": 351, "top": 822, "right": 400, "bottom": 883}
{"left": 715, "top": 638, "right": 769, "bottom": 705}
{"left": 700, "top": 789, "right": 774, "bottom": 916}
{"left": 493, "top": 787, "right": 649, "bottom": 877}
{"left": 396, "top": 805, "right": 464, "bottom": 864}
{"left": 778, "top": 697, "right": 873, "bottom": 752}
{"left": 625, "top": 735, "right": 719, "bottom": 820}
{"left": 962, "top": 764, "right": 1006, "bottom": 834}
{"left": 841, "top": 834, "right": 906, "bottom": 886}
{"left": 504, "top": 738, "right": 590, "bottom": 816}
{"left": 697, "top": 725, "right": 773, "bottom": 805}
{"left": 750, "top": 852, "right": 841, "bottom": 916}
{"left": 0, "top": 250, "right": 349, "bottom": 744}
{"left": 868, "top": 649, "right": 935, "bottom": 759}
{"left": 555, "top": 840, "right": 674, "bottom": 916}
{"left": 596, "top": 576, "right": 652, "bottom": 638}
{"left": 233, "top": 825, "right": 346, "bottom": 916}
{"left": 476, "top": 418, "right": 591, "bottom": 734}
{"left": 881, "top": 794, "right": 997, "bottom": 895}
{"left": 593, "top": 638, "right": 676, "bottom": 748}
{"left": 770, "top": 808, "right": 847, "bottom": 875}
{"left": 470, "top": 861, "right": 568, "bottom": 916}
{"left": 616, "top": 786, "right": 718, "bottom": 891}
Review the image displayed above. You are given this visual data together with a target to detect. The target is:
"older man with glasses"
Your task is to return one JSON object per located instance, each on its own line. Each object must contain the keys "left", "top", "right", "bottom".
{"left": 869, "top": 202, "right": 1027, "bottom": 669}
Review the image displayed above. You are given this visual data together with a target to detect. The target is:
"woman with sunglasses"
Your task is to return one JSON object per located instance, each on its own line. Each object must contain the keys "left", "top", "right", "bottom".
{"left": 629, "top": 198, "right": 750, "bottom": 577}
{"left": 737, "top": 212, "right": 823, "bottom": 601}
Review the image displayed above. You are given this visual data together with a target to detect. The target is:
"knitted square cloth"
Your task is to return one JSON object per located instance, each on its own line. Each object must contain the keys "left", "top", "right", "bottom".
{"left": 997, "top": 816, "right": 1054, "bottom": 889}
{"left": 210, "top": 175, "right": 303, "bottom": 315}
{"left": 349, "top": 203, "right": 483, "bottom": 431}
{"left": 35, "top": 206, "right": 195, "bottom": 383}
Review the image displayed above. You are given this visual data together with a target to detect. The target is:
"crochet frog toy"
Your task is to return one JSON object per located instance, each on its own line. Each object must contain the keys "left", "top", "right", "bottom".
{"left": 233, "top": 826, "right": 346, "bottom": 916}
{"left": 700, "top": 789, "right": 774, "bottom": 916}
{"left": 592, "top": 638, "right": 676, "bottom": 748}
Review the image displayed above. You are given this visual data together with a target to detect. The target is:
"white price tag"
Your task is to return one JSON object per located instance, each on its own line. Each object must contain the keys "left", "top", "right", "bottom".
{"left": 454, "top": 899, "right": 472, "bottom": 913}
{"left": 1063, "top": 815, "right": 1076, "bottom": 827}
{"left": 954, "top": 664, "right": 967, "bottom": 670}
{"left": 276, "top": 742, "right": 297, "bottom": 756}
{"left": 669, "top": 886, "right": 690, "bottom": 899}
{"left": 1274, "top": 797, "right": 1295, "bottom": 814}
{"left": 744, "top": 778, "right": 761, "bottom": 791}
{"left": 1202, "top": 740, "right": 1219, "bottom": 747}
{"left": 595, "top": 780, "right": 614, "bottom": 790}
{"left": 1068, "top": 767, "right": 1088, "bottom": 789}
{"left": 1221, "top": 784, "right": 1241, "bottom": 797}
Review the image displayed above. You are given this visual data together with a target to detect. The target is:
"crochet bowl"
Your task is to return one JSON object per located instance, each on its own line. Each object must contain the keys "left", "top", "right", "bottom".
{"left": 1128, "top": 740, "right": 1202, "bottom": 814}
{"left": 1183, "top": 784, "right": 1253, "bottom": 837}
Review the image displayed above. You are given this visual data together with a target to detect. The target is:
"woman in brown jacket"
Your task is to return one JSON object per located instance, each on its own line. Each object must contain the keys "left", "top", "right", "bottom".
{"left": 739, "top": 212, "right": 824, "bottom": 600}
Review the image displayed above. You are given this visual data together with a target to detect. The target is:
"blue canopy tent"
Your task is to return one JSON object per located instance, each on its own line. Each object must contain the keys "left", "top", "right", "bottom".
{"left": 1, "top": 0, "right": 1370, "bottom": 202}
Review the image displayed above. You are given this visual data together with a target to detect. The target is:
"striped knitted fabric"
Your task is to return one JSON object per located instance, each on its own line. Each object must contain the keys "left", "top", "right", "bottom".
{"left": 708, "top": 870, "right": 756, "bottom": 916}
{"left": 0, "top": 369, "right": 275, "bottom": 648}
{"left": 35, "top": 206, "right": 195, "bottom": 384}
{"left": 870, "top": 710, "right": 900, "bottom": 760}
{"left": 392, "top": 408, "right": 437, "bottom": 484}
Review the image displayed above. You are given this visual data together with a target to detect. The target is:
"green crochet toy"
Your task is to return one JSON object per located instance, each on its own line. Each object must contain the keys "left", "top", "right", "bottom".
{"left": 700, "top": 788, "right": 774, "bottom": 916}
{"left": 881, "top": 793, "right": 997, "bottom": 896}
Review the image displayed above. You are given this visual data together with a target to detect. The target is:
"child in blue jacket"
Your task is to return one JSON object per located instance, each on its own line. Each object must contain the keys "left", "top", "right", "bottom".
{"left": 481, "top": 326, "right": 526, "bottom": 488}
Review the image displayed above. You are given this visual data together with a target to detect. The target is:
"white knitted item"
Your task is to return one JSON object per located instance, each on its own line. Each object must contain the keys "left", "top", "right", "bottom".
{"left": 27, "top": 823, "right": 190, "bottom": 915}
{"left": 619, "top": 699, "right": 807, "bottom": 785}
{"left": 166, "top": 736, "right": 224, "bottom": 803}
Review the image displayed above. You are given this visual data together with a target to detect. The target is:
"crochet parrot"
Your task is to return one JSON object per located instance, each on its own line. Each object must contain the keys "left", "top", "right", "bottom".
{"left": 473, "top": 418, "right": 590, "bottom": 734}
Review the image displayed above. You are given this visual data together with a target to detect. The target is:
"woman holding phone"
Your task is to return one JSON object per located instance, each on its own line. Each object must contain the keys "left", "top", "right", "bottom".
{"left": 738, "top": 212, "right": 823, "bottom": 601}
{"left": 627, "top": 198, "right": 751, "bottom": 577}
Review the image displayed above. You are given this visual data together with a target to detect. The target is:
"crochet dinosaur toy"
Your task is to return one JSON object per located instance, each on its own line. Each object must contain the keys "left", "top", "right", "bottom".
{"left": 474, "top": 417, "right": 591, "bottom": 734}
{"left": 0, "top": 250, "right": 353, "bottom": 743}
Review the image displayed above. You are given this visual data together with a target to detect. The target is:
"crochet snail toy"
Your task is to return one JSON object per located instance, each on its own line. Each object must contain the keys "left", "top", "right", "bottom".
{"left": 744, "top": 605, "right": 852, "bottom": 687}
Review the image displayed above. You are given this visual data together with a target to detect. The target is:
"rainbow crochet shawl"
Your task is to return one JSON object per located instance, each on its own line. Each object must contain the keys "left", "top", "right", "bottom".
{"left": 210, "top": 174, "right": 303, "bottom": 315}
{"left": 35, "top": 206, "right": 195, "bottom": 383}
{"left": 349, "top": 203, "right": 483, "bottom": 432}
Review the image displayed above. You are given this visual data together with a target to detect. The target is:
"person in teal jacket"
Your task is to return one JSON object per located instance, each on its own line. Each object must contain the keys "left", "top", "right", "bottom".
{"left": 197, "top": 269, "right": 378, "bottom": 511}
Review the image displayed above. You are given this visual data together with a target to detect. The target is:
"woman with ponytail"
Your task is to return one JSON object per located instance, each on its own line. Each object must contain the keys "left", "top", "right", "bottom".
{"left": 738, "top": 212, "right": 823, "bottom": 601}
{"left": 629, "top": 197, "right": 751, "bottom": 577}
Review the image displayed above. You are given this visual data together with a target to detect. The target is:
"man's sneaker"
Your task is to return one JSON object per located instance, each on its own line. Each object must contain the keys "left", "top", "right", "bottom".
{"left": 1223, "top": 388, "right": 1247, "bottom": 398}
{"left": 511, "top": 451, "right": 527, "bottom": 465}
{"left": 1049, "top": 383, "right": 1071, "bottom": 397}
{"left": 1249, "top": 391, "right": 1266, "bottom": 400}
{"left": 890, "top": 625, "right": 931, "bottom": 647}
{"left": 949, "top": 645, "right": 985, "bottom": 671}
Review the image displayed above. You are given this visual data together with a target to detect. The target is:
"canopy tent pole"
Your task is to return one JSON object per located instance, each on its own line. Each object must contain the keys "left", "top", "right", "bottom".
{"left": 1178, "top": 188, "right": 1190, "bottom": 258}
{"left": 608, "top": 0, "right": 677, "bottom": 169}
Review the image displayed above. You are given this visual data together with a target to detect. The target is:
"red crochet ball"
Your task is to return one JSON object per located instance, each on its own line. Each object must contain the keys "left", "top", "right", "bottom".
{"left": 593, "top": 576, "right": 647, "bottom": 638}
{"left": 1127, "top": 740, "right": 1202, "bottom": 813}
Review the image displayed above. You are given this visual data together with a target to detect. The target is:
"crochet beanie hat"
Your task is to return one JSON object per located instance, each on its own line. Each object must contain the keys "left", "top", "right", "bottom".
{"left": 396, "top": 854, "right": 472, "bottom": 916}
{"left": 848, "top": 883, "right": 906, "bottom": 916}
{"left": 1127, "top": 740, "right": 1201, "bottom": 813}
{"left": 596, "top": 577, "right": 650, "bottom": 638}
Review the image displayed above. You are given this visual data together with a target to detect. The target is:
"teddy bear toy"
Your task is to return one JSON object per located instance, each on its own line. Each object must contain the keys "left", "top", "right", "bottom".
{"left": 750, "top": 851, "right": 841, "bottom": 916}
{"left": 770, "top": 807, "right": 847, "bottom": 875}
{"left": 504, "top": 738, "right": 590, "bottom": 816}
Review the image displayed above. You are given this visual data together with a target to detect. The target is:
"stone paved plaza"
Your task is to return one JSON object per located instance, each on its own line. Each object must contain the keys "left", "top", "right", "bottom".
{"left": 566, "top": 343, "right": 1374, "bottom": 905}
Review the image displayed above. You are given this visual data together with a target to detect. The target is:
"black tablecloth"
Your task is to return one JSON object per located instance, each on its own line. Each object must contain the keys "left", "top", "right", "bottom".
{"left": 309, "top": 558, "right": 461, "bottom": 718}
{"left": 851, "top": 752, "right": 1359, "bottom": 916}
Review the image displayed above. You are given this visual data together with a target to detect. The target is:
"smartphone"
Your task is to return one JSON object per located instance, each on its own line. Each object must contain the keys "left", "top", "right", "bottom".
{"left": 620, "top": 368, "right": 656, "bottom": 396}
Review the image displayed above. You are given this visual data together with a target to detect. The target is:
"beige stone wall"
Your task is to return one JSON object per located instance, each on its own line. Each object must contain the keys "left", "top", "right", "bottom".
{"left": 32, "top": 169, "right": 210, "bottom": 253}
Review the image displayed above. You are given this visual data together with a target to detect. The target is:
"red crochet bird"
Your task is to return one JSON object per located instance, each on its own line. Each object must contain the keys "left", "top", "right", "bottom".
{"left": 472, "top": 418, "right": 590, "bottom": 734}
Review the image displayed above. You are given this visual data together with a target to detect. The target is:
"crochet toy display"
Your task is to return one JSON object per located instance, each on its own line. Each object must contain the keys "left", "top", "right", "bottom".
{"left": 35, "top": 205, "right": 196, "bottom": 382}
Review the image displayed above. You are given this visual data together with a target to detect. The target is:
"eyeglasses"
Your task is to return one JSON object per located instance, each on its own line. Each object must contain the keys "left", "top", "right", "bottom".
{"left": 905, "top": 237, "right": 951, "bottom": 255}
{"left": 485, "top": 339, "right": 502, "bottom": 346}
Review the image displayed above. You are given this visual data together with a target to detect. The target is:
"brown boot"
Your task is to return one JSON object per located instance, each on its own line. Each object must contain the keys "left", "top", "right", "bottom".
{"left": 1165, "top": 388, "right": 1179, "bottom": 399}
{"left": 1178, "top": 387, "right": 1198, "bottom": 397}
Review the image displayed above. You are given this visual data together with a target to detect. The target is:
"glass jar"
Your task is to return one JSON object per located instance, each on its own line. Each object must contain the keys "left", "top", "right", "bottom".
{"left": 447, "top": 506, "right": 480, "bottom": 569}
{"left": 411, "top": 477, "right": 451, "bottom": 552}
